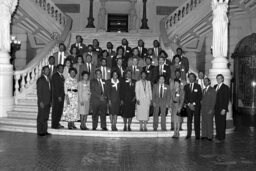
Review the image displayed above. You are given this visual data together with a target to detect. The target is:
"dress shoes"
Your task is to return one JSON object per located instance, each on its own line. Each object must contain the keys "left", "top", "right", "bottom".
{"left": 37, "top": 133, "right": 46, "bottom": 136}
{"left": 207, "top": 138, "right": 212, "bottom": 141}
{"left": 92, "top": 128, "right": 97, "bottom": 130}
{"left": 123, "top": 126, "right": 127, "bottom": 131}
{"left": 45, "top": 132, "right": 52, "bottom": 136}
{"left": 161, "top": 129, "right": 167, "bottom": 131}
{"left": 102, "top": 128, "right": 108, "bottom": 131}
{"left": 58, "top": 125, "right": 64, "bottom": 129}
{"left": 185, "top": 136, "right": 191, "bottom": 139}
{"left": 153, "top": 128, "right": 157, "bottom": 131}
{"left": 128, "top": 127, "right": 131, "bottom": 131}
{"left": 196, "top": 137, "right": 200, "bottom": 140}
{"left": 201, "top": 137, "right": 207, "bottom": 140}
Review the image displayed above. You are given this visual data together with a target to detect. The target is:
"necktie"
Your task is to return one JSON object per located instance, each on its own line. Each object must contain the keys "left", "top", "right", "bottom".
{"left": 203, "top": 88, "right": 206, "bottom": 94}
{"left": 102, "top": 67, "right": 106, "bottom": 80}
{"left": 119, "top": 66, "right": 123, "bottom": 77}
{"left": 98, "top": 79, "right": 103, "bottom": 95}
{"left": 160, "top": 65, "right": 163, "bottom": 75}
{"left": 133, "top": 66, "right": 136, "bottom": 75}
{"left": 216, "top": 84, "right": 220, "bottom": 91}
{"left": 160, "top": 85, "right": 163, "bottom": 98}
{"left": 59, "top": 53, "right": 62, "bottom": 64}
{"left": 88, "top": 64, "right": 91, "bottom": 73}
{"left": 190, "top": 83, "right": 193, "bottom": 92}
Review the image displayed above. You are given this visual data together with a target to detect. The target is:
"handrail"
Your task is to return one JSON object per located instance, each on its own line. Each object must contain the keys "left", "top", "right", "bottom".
{"left": 14, "top": 11, "right": 72, "bottom": 98}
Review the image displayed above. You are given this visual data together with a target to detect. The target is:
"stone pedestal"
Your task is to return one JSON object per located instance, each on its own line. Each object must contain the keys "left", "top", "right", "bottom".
{"left": 0, "top": 51, "right": 14, "bottom": 117}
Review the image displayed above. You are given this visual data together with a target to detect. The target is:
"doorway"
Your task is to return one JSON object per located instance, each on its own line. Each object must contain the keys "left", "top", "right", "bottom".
{"left": 107, "top": 14, "right": 128, "bottom": 32}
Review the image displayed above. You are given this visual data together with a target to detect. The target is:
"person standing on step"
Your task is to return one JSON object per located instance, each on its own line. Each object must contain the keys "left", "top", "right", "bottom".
{"left": 134, "top": 39, "right": 148, "bottom": 59}
{"left": 116, "top": 38, "right": 132, "bottom": 68}
{"left": 152, "top": 75, "right": 170, "bottom": 131}
{"left": 107, "top": 70, "right": 121, "bottom": 131}
{"left": 70, "top": 35, "right": 87, "bottom": 55}
{"left": 184, "top": 73, "right": 202, "bottom": 140}
{"left": 126, "top": 57, "right": 142, "bottom": 81}
{"left": 214, "top": 74, "right": 230, "bottom": 143}
{"left": 135, "top": 71, "right": 152, "bottom": 131}
{"left": 53, "top": 43, "right": 69, "bottom": 65}
{"left": 63, "top": 68, "right": 79, "bottom": 129}
{"left": 90, "top": 69, "right": 108, "bottom": 131}
{"left": 154, "top": 56, "right": 171, "bottom": 85}
{"left": 97, "top": 58, "right": 111, "bottom": 81}
{"left": 78, "top": 71, "right": 91, "bottom": 130}
{"left": 170, "top": 79, "right": 184, "bottom": 138}
{"left": 197, "top": 71, "right": 206, "bottom": 90}
{"left": 174, "top": 48, "right": 189, "bottom": 74}
{"left": 84, "top": 54, "right": 96, "bottom": 80}
{"left": 48, "top": 56, "right": 57, "bottom": 80}
{"left": 36, "top": 66, "right": 52, "bottom": 136}
{"left": 201, "top": 78, "right": 216, "bottom": 141}
{"left": 120, "top": 70, "right": 136, "bottom": 131}
{"left": 143, "top": 56, "right": 155, "bottom": 85}
{"left": 51, "top": 64, "right": 65, "bottom": 129}
{"left": 83, "top": 44, "right": 98, "bottom": 67}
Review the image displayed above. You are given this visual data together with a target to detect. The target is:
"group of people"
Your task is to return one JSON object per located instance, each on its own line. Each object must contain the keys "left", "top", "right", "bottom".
{"left": 37, "top": 36, "right": 230, "bottom": 143}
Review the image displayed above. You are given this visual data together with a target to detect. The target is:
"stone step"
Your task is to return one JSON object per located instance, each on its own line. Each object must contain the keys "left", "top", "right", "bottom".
{"left": 0, "top": 117, "right": 188, "bottom": 130}
{"left": 70, "top": 31, "right": 159, "bottom": 50}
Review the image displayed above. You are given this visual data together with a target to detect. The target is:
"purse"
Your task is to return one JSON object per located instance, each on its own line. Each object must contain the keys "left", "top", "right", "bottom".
{"left": 177, "top": 107, "right": 187, "bottom": 117}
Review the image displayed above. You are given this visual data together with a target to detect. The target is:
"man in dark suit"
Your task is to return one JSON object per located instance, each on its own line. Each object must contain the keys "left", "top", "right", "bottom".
{"left": 152, "top": 40, "right": 162, "bottom": 57}
{"left": 154, "top": 56, "right": 171, "bottom": 85}
{"left": 96, "top": 58, "right": 111, "bottom": 81}
{"left": 116, "top": 38, "right": 132, "bottom": 67}
{"left": 106, "top": 42, "right": 116, "bottom": 67}
{"left": 143, "top": 56, "right": 155, "bottom": 84}
{"left": 48, "top": 56, "right": 57, "bottom": 79}
{"left": 201, "top": 78, "right": 216, "bottom": 141}
{"left": 84, "top": 54, "right": 96, "bottom": 79}
{"left": 51, "top": 64, "right": 65, "bottom": 129}
{"left": 53, "top": 43, "right": 69, "bottom": 65}
{"left": 90, "top": 69, "right": 108, "bottom": 131}
{"left": 83, "top": 44, "right": 99, "bottom": 67}
{"left": 174, "top": 48, "right": 189, "bottom": 74}
{"left": 152, "top": 75, "right": 170, "bottom": 131}
{"left": 134, "top": 39, "right": 147, "bottom": 58}
{"left": 126, "top": 57, "right": 142, "bottom": 81}
{"left": 184, "top": 73, "right": 202, "bottom": 139}
{"left": 112, "top": 58, "right": 125, "bottom": 79}
{"left": 70, "top": 35, "right": 87, "bottom": 55}
{"left": 214, "top": 74, "right": 230, "bottom": 143}
{"left": 36, "top": 66, "right": 52, "bottom": 136}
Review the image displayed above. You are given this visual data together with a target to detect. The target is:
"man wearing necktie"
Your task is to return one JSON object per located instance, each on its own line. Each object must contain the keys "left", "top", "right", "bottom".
{"left": 197, "top": 71, "right": 206, "bottom": 90}
{"left": 136, "top": 39, "right": 147, "bottom": 58}
{"left": 90, "top": 69, "right": 108, "bottom": 131}
{"left": 153, "top": 40, "right": 162, "bottom": 57}
{"left": 48, "top": 56, "right": 56, "bottom": 79}
{"left": 214, "top": 74, "right": 230, "bottom": 143}
{"left": 70, "top": 35, "right": 87, "bottom": 55}
{"left": 154, "top": 56, "right": 170, "bottom": 85}
{"left": 184, "top": 73, "right": 202, "bottom": 140}
{"left": 201, "top": 78, "right": 216, "bottom": 141}
{"left": 142, "top": 57, "right": 155, "bottom": 84}
{"left": 112, "top": 58, "right": 125, "bottom": 79}
{"left": 36, "top": 66, "right": 52, "bottom": 136}
{"left": 116, "top": 38, "right": 132, "bottom": 64}
{"left": 53, "top": 43, "right": 68, "bottom": 65}
{"left": 97, "top": 58, "right": 111, "bottom": 81}
{"left": 152, "top": 75, "right": 170, "bottom": 131}
{"left": 126, "top": 57, "right": 142, "bottom": 81}
{"left": 84, "top": 54, "right": 95, "bottom": 79}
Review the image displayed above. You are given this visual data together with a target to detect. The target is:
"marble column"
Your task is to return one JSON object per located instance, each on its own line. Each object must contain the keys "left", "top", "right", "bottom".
{"left": 97, "top": 0, "right": 106, "bottom": 31}
{"left": 0, "top": 0, "right": 18, "bottom": 117}
{"left": 129, "top": 0, "right": 137, "bottom": 32}
{"left": 208, "top": 0, "right": 233, "bottom": 127}
{"left": 86, "top": 0, "right": 95, "bottom": 28}
{"left": 140, "top": 0, "right": 149, "bottom": 29}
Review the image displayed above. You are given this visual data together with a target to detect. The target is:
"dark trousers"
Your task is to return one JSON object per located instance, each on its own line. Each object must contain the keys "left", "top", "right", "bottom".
{"left": 51, "top": 97, "right": 64, "bottom": 128}
{"left": 37, "top": 104, "right": 50, "bottom": 134}
{"left": 187, "top": 108, "right": 200, "bottom": 138}
{"left": 153, "top": 105, "right": 166, "bottom": 130}
{"left": 215, "top": 111, "right": 226, "bottom": 140}
{"left": 92, "top": 101, "right": 107, "bottom": 129}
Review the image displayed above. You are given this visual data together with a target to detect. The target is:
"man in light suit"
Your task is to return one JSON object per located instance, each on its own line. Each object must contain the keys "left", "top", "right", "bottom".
{"left": 201, "top": 78, "right": 216, "bottom": 141}
{"left": 53, "top": 43, "right": 69, "bottom": 65}
{"left": 126, "top": 57, "right": 142, "bottom": 81}
{"left": 184, "top": 73, "right": 202, "bottom": 139}
{"left": 84, "top": 54, "right": 96, "bottom": 79}
{"left": 70, "top": 35, "right": 87, "bottom": 55}
{"left": 90, "top": 69, "right": 108, "bottom": 131}
{"left": 96, "top": 58, "right": 111, "bottom": 81}
{"left": 214, "top": 74, "right": 230, "bottom": 143}
{"left": 152, "top": 75, "right": 170, "bottom": 131}
{"left": 36, "top": 66, "right": 52, "bottom": 136}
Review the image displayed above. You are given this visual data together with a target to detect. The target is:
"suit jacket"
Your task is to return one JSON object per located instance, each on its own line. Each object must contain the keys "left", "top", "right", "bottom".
{"left": 180, "top": 56, "right": 189, "bottom": 73}
{"left": 84, "top": 62, "right": 96, "bottom": 79}
{"left": 51, "top": 72, "right": 65, "bottom": 99}
{"left": 143, "top": 65, "right": 155, "bottom": 83}
{"left": 153, "top": 47, "right": 162, "bottom": 57}
{"left": 90, "top": 78, "right": 108, "bottom": 103}
{"left": 106, "top": 79, "right": 121, "bottom": 103}
{"left": 83, "top": 51, "right": 98, "bottom": 67}
{"left": 152, "top": 83, "right": 170, "bottom": 107}
{"left": 96, "top": 66, "right": 111, "bottom": 80}
{"left": 112, "top": 65, "right": 126, "bottom": 79}
{"left": 201, "top": 86, "right": 216, "bottom": 113}
{"left": 127, "top": 65, "right": 142, "bottom": 81}
{"left": 37, "top": 75, "right": 52, "bottom": 105}
{"left": 184, "top": 83, "right": 202, "bottom": 108}
{"left": 70, "top": 43, "right": 87, "bottom": 55}
{"left": 48, "top": 65, "right": 57, "bottom": 79}
{"left": 116, "top": 45, "right": 132, "bottom": 67}
{"left": 214, "top": 83, "right": 230, "bottom": 112}
{"left": 133, "top": 46, "right": 148, "bottom": 58}
{"left": 154, "top": 64, "right": 171, "bottom": 84}
{"left": 53, "top": 51, "right": 69, "bottom": 65}
{"left": 170, "top": 63, "right": 186, "bottom": 81}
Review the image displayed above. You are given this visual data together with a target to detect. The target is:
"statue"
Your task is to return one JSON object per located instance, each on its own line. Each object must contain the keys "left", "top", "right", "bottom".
{"left": 0, "top": 0, "right": 18, "bottom": 52}
{"left": 212, "top": 0, "right": 229, "bottom": 57}
{"left": 98, "top": 7, "right": 106, "bottom": 31}
{"left": 129, "top": 8, "right": 137, "bottom": 31}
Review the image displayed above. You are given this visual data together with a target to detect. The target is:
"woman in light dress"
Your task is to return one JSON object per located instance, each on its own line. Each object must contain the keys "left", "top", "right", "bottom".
{"left": 63, "top": 58, "right": 72, "bottom": 79}
{"left": 78, "top": 71, "right": 91, "bottom": 130}
{"left": 170, "top": 79, "right": 185, "bottom": 138}
{"left": 73, "top": 55, "right": 86, "bottom": 81}
{"left": 135, "top": 71, "right": 152, "bottom": 131}
{"left": 63, "top": 68, "right": 78, "bottom": 129}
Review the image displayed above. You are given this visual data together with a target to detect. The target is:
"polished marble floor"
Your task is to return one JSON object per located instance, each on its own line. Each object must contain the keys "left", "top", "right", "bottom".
{"left": 0, "top": 115, "right": 256, "bottom": 171}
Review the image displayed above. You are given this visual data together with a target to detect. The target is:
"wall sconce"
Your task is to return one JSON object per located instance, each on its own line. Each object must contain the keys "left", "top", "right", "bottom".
{"left": 10, "top": 35, "right": 21, "bottom": 70}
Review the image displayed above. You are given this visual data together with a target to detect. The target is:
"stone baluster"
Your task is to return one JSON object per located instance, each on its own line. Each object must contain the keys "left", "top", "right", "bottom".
{"left": 86, "top": 0, "right": 95, "bottom": 28}
{"left": 14, "top": 74, "right": 20, "bottom": 96}
{"left": 31, "top": 69, "right": 35, "bottom": 84}
{"left": 0, "top": 0, "right": 18, "bottom": 117}
{"left": 140, "top": 0, "right": 149, "bottom": 29}
{"left": 26, "top": 72, "right": 30, "bottom": 87}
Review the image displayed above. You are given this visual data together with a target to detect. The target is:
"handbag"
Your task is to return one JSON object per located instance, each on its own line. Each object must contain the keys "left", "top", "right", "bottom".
{"left": 177, "top": 107, "right": 187, "bottom": 117}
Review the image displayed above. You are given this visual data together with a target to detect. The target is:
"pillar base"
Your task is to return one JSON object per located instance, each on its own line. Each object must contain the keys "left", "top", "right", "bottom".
{"left": 0, "top": 51, "right": 14, "bottom": 118}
